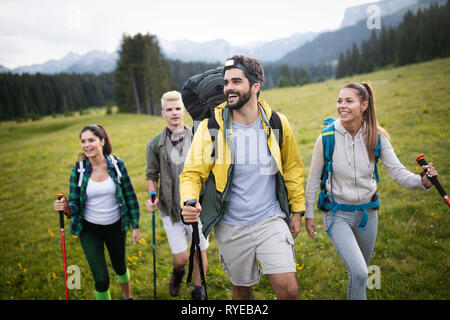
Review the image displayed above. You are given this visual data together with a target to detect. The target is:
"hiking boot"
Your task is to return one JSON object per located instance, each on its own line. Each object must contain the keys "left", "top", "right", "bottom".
{"left": 169, "top": 267, "right": 185, "bottom": 297}
{"left": 191, "top": 286, "right": 205, "bottom": 300}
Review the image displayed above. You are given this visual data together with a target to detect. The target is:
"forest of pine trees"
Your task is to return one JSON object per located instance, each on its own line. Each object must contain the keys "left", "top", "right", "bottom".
{"left": 0, "top": 72, "right": 114, "bottom": 121}
{"left": 0, "top": 58, "right": 324, "bottom": 120}
{"left": 336, "top": 1, "right": 450, "bottom": 78}
{"left": 275, "top": 64, "right": 310, "bottom": 88}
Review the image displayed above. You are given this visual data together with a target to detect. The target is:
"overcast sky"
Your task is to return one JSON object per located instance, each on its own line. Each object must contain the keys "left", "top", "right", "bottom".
{"left": 0, "top": 0, "right": 377, "bottom": 68}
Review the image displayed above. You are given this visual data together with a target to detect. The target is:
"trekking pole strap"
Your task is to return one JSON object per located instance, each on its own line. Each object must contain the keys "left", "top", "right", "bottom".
{"left": 196, "top": 240, "right": 208, "bottom": 299}
{"left": 186, "top": 222, "right": 199, "bottom": 283}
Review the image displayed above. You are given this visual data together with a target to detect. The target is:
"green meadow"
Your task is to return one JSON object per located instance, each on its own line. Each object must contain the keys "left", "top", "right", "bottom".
{"left": 0, "top": 57, "right": 449, "bottom": 300}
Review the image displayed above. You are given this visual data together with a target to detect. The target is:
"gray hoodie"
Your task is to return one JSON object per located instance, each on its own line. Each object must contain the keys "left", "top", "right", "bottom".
{"left": 305, "top": 119, "right": 425, "bottom": 218}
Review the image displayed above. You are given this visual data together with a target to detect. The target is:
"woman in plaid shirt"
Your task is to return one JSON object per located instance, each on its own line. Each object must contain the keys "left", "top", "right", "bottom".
{"left": 53, "top": 124, "right": 141, "bottom": 300}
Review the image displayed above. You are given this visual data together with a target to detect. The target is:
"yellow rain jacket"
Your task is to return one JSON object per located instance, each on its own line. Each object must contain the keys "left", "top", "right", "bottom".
{"left": 180, "top": 98, "right": 305, "bottom": 236}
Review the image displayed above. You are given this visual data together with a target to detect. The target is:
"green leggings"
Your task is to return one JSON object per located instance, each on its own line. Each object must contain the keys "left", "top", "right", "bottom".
{"left": 79, "top": 219, "right": 130, "bottom": 297}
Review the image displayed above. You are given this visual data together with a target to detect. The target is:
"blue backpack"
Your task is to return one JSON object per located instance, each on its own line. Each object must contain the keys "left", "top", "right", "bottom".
{"left": 317, "top": 118, "right": 381, "bottom": 236}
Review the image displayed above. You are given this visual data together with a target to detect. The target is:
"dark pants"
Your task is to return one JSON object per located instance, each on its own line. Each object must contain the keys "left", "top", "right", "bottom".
{"left": 79, "top": 219, "right": 127, "bottom": 292}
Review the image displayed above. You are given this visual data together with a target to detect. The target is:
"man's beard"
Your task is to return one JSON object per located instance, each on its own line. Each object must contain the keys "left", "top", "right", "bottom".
{"left": 226, "top": 87, "right": 252, "bottom": 110}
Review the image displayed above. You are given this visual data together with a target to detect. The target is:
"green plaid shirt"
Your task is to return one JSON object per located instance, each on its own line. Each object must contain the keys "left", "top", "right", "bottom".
{"left": 68, "top": 156, "right": 140, "bottom": 236}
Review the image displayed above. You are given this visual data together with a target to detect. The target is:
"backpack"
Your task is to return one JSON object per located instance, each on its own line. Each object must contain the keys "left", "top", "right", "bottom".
{"left": 317, "top": 118, "right": 381, "bottom": 236}
{"left": 76, "top": 155, "right": 122, "bottom": 187}
{"left": 181, "top": 67, "right": 226, "bottom": 133}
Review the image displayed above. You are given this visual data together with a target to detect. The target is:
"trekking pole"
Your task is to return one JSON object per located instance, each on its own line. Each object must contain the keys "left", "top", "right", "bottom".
{"left": 416, "top": 155, "right": 450, "bottom": 208}
{"left": 184, "top": 199, "right": 208, "bottom": 300}
{"left": 56, "top": 193, "right": 69, "bottom": 300}
{"left": 149, "top": 191, "right": 157, "bottom": 300}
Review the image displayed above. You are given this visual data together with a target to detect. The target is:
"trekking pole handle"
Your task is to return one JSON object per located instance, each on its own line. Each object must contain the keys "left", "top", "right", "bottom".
{"left": 149, "top": 190, "right": 157, "bottom": 203}
{"left": 186, "top": 199, "right": 200, "bottom": 241}
{"left": 183, "top": 199, "right": 198, "bottom": 226}
{"left": 56, "top": 193, "right": 65, "bottom": 229}
{"left": 185, "top": 199, "right": 197, "bottom": 207}
{"left": 416, "top": 154, "right": 450, "bottom": 208}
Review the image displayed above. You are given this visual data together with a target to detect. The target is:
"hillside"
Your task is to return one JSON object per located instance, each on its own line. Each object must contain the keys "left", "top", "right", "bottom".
{"left": 278, "top": 0, "right": 448, "bottom": 66}
{"left": 0, "top": 57, "right": 448, "bottom": 300}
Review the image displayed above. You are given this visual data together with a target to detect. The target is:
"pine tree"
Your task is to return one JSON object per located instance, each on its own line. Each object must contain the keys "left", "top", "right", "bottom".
{"left": 292, "top": 67, "right": 309, "bottom": 86}
{"left": 114, "top": 33, "right": 172, "bottom": 115}
{"left": 350, "top": 42, "right": 360, "bottom": 75}
{"left": 378, "top": 26, "right": 389, "bottom": 67}
{"left": 276, "top": 75, "right": 292, "bottom": 88}
{"left": 279, "top": 64, "right": 294, "bottom": 87}
{"left": 336, "top": 52, "right": 347, "bottom": 79}
{"left": 344, "top": 49, "right": 352, "bottom": 76}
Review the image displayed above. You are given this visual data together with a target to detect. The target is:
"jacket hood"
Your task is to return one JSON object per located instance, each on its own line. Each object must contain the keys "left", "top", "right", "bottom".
{"left": 332, "top": 118, "right": 368, "bottom": 167}
{"left": 333, "top": 118, "right": 367, "bottom": 136}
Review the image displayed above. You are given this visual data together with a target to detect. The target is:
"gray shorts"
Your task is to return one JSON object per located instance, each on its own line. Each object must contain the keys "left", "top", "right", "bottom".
{"left": 214, "top": 214, "right": 296, "bottom": 287}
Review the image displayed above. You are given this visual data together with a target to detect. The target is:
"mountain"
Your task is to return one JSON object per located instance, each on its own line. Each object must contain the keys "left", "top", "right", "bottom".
{"left": 1, "top": 32, "right": 318, "bottom": 75}
{"left": 339, "top": 0, "right": 417, "bottom": 29}
{"left": 0, "top": 64, "right": 10, "bottom": 73}
{"left": 237, "top": 32, "right": 319, "bottom": 62}
{"left": 12, "top": 52, "right": 82, "bottom": 74}
{"left": 6, "top": 50, "right": 118, "bottom": 75}
{"left": 65, "top": 50, "right": 118, "bottom": 74}
{"left": 159, "top": 32, "right": 319, "bottom": 63}
{"left": 278, "top": 14, "right": 402, "bottom": 67}
{"left": 278, "top": 0, "right": 447, "bottom": 67}
{"left": 159, "top": 38, "right": 232, "bottom": 63}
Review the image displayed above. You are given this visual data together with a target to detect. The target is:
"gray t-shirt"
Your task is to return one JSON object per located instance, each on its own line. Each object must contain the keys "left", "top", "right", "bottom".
{"left": 221, "top": 118, "right": 282, "bottom": 226}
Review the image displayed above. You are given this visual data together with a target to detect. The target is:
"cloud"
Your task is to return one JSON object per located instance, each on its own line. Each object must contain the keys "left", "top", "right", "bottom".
{"left": 0, "top": 0, "right": 378, "bottom": 68}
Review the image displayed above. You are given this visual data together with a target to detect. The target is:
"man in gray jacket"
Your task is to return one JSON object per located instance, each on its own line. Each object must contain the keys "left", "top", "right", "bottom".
{"left": 146, "top": 90, "right": 209, "bottom": 300}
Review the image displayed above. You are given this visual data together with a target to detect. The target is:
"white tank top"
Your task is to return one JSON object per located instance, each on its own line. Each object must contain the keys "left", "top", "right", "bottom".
{"left": 84, "top": 176, "right": 121, "bottom": 225}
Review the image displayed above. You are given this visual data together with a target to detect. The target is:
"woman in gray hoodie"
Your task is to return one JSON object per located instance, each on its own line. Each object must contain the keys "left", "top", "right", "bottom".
{"left": 304, "top": 82, "right": 439, "bottom": 299}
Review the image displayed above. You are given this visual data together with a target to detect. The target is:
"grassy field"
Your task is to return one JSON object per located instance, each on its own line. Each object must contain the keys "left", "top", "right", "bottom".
{"left": 0, "top": 57, "right": 449, "bottom": 300}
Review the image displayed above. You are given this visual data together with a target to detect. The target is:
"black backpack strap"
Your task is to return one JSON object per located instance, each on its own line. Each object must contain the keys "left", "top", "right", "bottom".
{"left": 269, "top": 110, "right": 283, "bottom": 147}
{"left": 207, "top": 116, "right": 220, "bottom": 160}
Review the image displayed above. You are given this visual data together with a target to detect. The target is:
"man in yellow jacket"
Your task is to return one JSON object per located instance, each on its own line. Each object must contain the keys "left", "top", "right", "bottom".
{"left": 180, "top": 55, "right": 306, "bottom": 300}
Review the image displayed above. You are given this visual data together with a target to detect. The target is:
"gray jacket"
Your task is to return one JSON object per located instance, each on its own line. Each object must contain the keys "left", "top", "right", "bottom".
{"left": 146, "top": 125, "right": 193, "bottom": 222}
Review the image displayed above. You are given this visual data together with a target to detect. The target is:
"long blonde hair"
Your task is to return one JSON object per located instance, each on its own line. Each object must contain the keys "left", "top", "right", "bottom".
{"left": 344, "top": 82, "right": 390, "bottom": 162}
